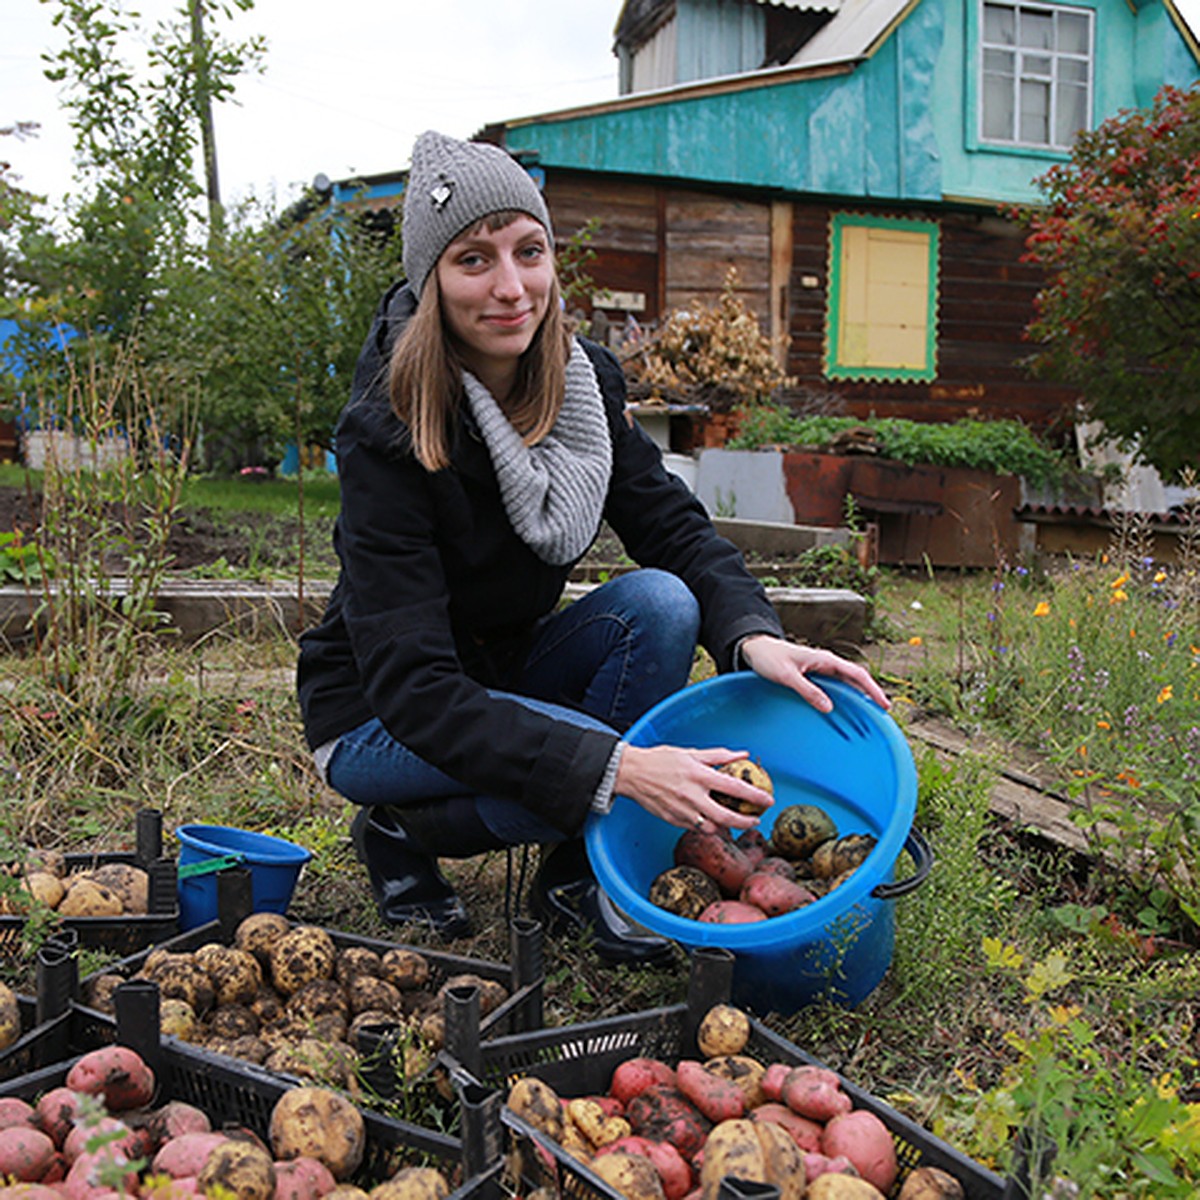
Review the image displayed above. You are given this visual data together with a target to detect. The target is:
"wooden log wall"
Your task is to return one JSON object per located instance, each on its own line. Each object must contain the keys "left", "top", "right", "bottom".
{"left": 538, "top": 170, "right": 1081, "bottom": 438}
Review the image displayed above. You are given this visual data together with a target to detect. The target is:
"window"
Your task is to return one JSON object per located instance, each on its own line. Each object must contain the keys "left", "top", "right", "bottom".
{"left": 980, "top": 0, "right": 1092, "bottom": 150}
{"left": 826, "top": 214, "right": 939, "bottom": 383}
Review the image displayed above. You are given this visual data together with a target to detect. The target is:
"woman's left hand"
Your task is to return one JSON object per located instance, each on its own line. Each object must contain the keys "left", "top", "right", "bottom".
{"left": 739, "top": 635, "right": 890, "bottom": 714}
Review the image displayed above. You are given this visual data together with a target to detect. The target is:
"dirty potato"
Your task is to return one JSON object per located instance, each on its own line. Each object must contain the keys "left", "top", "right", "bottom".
{"left": 770, "top": 804, "right": 838, "bottom": 861}
{"left": 335, "top": 945, "right": 382, "bottom": 986}
{"left": 197, "top": 1138, "right": 276, "bottom": 1200}
{"left": 711, "top": 760, "right": 774, "bottom": 815}
{"left": 438, "top": 974, "right": 508, "bottom": 1017}
{"left": 379, "top": 948, "right": 431, "bottom": 991}
{"left": 203, "top": 945, "right": 264, "bottom": 1007}
{"left": 89, "top": 863, "right": 150, "bottom": 914}
{"left": 269, "top": 925, "right": 337, "bottom": 996}
{"left": 811, "top": 833, "right": 877, "bottom": 880}
{"left": 0, "top": 982, "right": 20, "bottom": 1051}
{"left": 697, "top": 1003, "right": 752, "bottom": 1058}
{"left": 649, "top": 865, "right": 721, "bottom": 920}
{"left": 370, "top": 1166, "right": 450, "bottom": 1200}
{"left": 235, "top": 911, "right": 293, "bottom": 967}
{"left": 58, "top": 878, "right": 123, "bottom": 917}
{"left": 269, "top": 1085, "right": 366, "bottom": 1180}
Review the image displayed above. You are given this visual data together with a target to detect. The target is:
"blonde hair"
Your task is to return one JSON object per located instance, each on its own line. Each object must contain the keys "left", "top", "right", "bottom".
{"left": 389, "top": 211, "right": 571, "bottom": 471}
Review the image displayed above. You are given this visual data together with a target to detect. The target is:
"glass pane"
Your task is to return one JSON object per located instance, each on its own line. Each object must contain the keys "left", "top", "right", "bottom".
{"left": 1020, "top": 79, "right": 1050, "bottom": 143}
{"left": 984, "top": 74, "right": 1015, "bottom": 139}
{"left": 1059, "top": 58, "right": 1088, "bottom": 85}
{"left": 1023, "top": 53, "right": 1052, "bottom": 77}
{"left": 1019, "top": 8, "right": 1053, "bottom": 49}
{"left": 984, "top": 48, "right": 1015, "bottom": 73}
{"left": 1057, "top": 11, "right": 1090, "bottom": 54}
{"left": 1055, "top": 82, "right": 1088, "bottom": 145}
{"left": 984, "top": 2, "right": 1016, "bottom": 45}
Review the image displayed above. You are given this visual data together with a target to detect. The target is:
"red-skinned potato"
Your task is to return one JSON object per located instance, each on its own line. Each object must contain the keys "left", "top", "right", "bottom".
{"left": 0, "top": 1125, "right": 56, "bottom": 1182}
{"left": 609, "top": 1058, "right": 677, "bottom": 1107}
{"left": 0, "top": 1098, "right": 35, "bottom": 1131}
{"left": 675, "top": 1061, "right": 745, "bottom": 1123}
{"left": 756, "top": 857, "right": 798, "bottom": 880}
{"left": 34, "top": 1087, "right": 85, "bottom": 1149}
{"left": 65, "top": 1045, "right": 155, "bottom": 1111}
{"left": 151, "top": 1130, "right": 230, "bottom": 1178}
{"left": 63, "top": 1145, "right": 140, "bottom": 1199}
{"left": 780, "top": 1065, "right": 853, "bottom": 1123}
{"left": 673, "top": 829, "right": 754, "bottom": 897}
{"left": 137, "top": 1099, "right": 213, "bottom": 1148}
{"left": 625, "top": 1085, "right": 712, "bottom": 1160}
{"left": 739, "top": 872, "right": 817, "bottom": 917}
{"left": 0, "top": 1187, "right": 64, "bottom": 1199}
{"left": 595, "top": 1135, "right": 693, "bottom": 1200}
{"left": 63, "top": 1116, "right": 151, "bottom": 1164}
{"left": 759, "top": 1063, "right": 792, "bottom": 1103}
{"left": 698, "top": 900, "right": 767, "bottom": 924}
{"left": 273, "top": 1155, "right": 338, "bottom": 1199}
{"left": 736, "top": 829, "right": 769, "bottom": 868}
{"left": 747, "top": 1102, "right": 823, "bottom": 1151}
{"left": 821, "top": 1110, "right": 898, "bottom": 1194}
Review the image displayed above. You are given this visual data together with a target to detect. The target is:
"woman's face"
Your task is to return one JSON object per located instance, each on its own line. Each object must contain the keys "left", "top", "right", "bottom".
{"left": 436, "top": 214, "right": 554, "bottom": 396}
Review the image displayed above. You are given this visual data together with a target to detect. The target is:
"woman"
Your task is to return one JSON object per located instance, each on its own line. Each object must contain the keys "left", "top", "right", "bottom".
{"left": 297, "top": 130, "right": 889, "bottom": 964}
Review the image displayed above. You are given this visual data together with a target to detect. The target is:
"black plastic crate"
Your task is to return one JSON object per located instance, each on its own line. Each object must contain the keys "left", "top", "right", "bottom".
{"left": 0, "top": 982, "right": 505, "bottom": 1200}
{"left": 0, "top": 809, "right": 178, "bottom": 960}
{"left": 73, "top": 867, "right": 544, "bottom": 1084}
{"left": 445, "top": 948, "right": 1006, "bottom": 1200}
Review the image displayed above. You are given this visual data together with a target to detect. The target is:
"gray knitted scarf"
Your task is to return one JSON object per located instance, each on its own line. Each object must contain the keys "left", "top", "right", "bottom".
{"left": 462, "top": 338, "right": 612, "bottom": 565}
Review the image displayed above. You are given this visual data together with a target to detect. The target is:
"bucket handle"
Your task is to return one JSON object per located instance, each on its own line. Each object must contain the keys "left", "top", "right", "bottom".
{"left": 871, "top": 827, "right": 934, "bottom": 900}
{"left": 177, "top": 853, "right": 245, "bottom": 880}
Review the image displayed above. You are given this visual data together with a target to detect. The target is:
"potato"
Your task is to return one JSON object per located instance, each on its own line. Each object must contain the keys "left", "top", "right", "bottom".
{"left": 370, "top": 1166, "right": 450, "bottom": 1200}
{"left": 139, "top": 1100, "right": 213, "bottom": 1146}
{"left": 236, "top": 911, "right": 293, "bottom": 967}
{"left": 0, "top": 1098, "right": 34, "bottom": 1131}
{"left": 152, "top": 1130, "right": 230, "bottom": 1178}
{"left": 198, "top": 1139, "right": 277, "bottom": 1200}
{"left": 568, "top": 1097, "right": 632, "bottom": 1148}
{"left": 57, "top": 878, "right": 123, "bottom": 917}
{"left": 346, "top": 974, "right": 404, "bottom": 1017}
{"left": 270, "top": 926, "right": 337, "bottom": 996}
{"left": 83, "top": 972, "right": 125, "bottom": 1015}
{"left": 152, "top": 957, "right": 216, "bottom": 1015}
{"left": 269, "top": 1086, "right": 365, "bottom": 1181}
{"left": 265, "top": 1037, "right": 356, "bottom": 1087}
{"left": 821, "top": 1109, "right": 898, "bottom": 1194}
{"left": 805, "top": 1176, "right": 886, "bottom": 1200}
{"left": 698, "top": 900, "right": 767, "bottom": 923}
{"left": 698, "top": 1119, "right": 766, "bottom": 1200}
{"left": 609, "top": 1057, "right": 676, "bottom": 1106}
{"left": 159, "top": 997, "right": 200, "bottom": 1041}
{"left": 274, "top": 1156, "right": 338, "bottom": 1199}
{"left": 378, "top": 948, "right": 431, "bottom": 991}
{"left": 32, "top": 1087, "right": 84, "bottom": 1149}
{"left": 711, "top": 760, "right": 774, "bottom": 815}
{"left": 703, "top": 1054, "right": 765, "bottom": 1109}
{"left": 736, "top": 828, "right": 770, "bottom": 868}
{"left": 0, "top": 982, "right": 20, "bottom": 1051}
{"left": 201, "top": 945, "right": 264, "bottom": 1006}
{"left": 65, "top": 1045, "right": 155, "bottom": 1111}
{"left": 898, "top": 1165, "right": 966, "bottom": 1199}
{"left": 625, "top": 1085, "right": 710, "bottom": 1160}
{"left": 674, "top": 828, "right": 754, "bottom": 897}
{"left": 89, "top": 862, "right": 150, "bottom": 913}
{"left": 13, "top": 871, "right": 65, "bottom": 912}
{"left": 327, "top": 1188, "right": 372, "bottom": 1200}
{"left": 335, "top": 946, "right": 382, "bottom": 985}
{"left": 740, "top": 871, "right": 817, "bottom": 917}
{"left": 770, "top": 804, "right": 838, "bottom": 861}
{"left": 506, "top": 1077, "right": 566, "bottom": 1142}
{"left": 206, "top": 1002, "right": 259, "bottom": 1040}
{"left": 697, "top": 1004, "right": 751, "bottom": 1058}
{"left": 0, "top": 1126, "right": 56, "bottom": 1182}
{"left": 649, "top": 866, "right": 721, "bottom": 920}
{"left": 811, "top": 834, "right": 877, "bottom": 880}
{"left": 780, "top": 1065, "right": 852, "bottom": 1123}
{"left": 676, "top": 1060, "right": 745, "bottom": 1122}
{"left": 589, "top": 1149, "right": 666, "bottom": 1200}
{"left": 288, "top": 979, "right": 350, "bottom": 1021}
{"left": 250, "top": 986, "right": 285, "bottom": 1026}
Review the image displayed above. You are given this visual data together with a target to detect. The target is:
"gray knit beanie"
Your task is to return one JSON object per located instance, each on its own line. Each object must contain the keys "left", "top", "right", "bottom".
{"left": 401, "top": 130, "right": 554, "bottom": 299}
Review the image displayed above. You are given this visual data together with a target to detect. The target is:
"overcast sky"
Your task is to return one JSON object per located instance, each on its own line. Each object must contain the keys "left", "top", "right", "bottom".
{"left": 3, "top": 0, "right": 1199, "bottom": 214}
{"left": 2, "top": 0, "right": 623, "bottom": 209}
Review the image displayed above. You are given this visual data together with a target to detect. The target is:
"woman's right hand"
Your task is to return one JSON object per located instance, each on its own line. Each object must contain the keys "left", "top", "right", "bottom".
{"left": 613, "top": 744, "right": 772, "bottom": 835}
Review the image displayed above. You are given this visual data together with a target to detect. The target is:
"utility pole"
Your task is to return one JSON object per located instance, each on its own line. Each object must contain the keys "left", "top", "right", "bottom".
{"left": 189, "top": 0, "right": 223, "bottom": 236}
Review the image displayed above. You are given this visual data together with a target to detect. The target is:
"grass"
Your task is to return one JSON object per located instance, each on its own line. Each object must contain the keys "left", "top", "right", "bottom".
{"left": 3, "top": 456, "right": 1200, "bottom": 1195}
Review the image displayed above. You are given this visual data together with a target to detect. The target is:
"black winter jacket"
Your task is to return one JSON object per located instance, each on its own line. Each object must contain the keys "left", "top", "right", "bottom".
{"left": 297, "top": 282, "right": 784, "bottom": 836}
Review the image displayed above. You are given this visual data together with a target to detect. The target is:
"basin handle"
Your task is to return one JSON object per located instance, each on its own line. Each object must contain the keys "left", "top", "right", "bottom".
{"left": 871, "top": 827, "right": 933, "bottom": 900}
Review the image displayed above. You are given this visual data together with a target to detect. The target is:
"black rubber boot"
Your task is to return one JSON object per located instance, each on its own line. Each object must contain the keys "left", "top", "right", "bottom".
{"left": 531, "top": 838, "right": 676, "bottom": 967}
{"left": 350, "top": 806, "right": 475, "bottom": 940}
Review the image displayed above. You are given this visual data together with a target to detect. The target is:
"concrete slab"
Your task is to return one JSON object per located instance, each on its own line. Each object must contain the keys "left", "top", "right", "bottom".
{"left": 2, "top": 578, "right": 867, "bottom": 651}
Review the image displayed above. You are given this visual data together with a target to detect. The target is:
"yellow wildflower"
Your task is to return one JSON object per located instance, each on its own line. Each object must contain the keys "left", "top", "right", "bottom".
{"left": 1111, "top": 572, "right": 1129, "bottom": 589}
{"left": 1154, "top": 570, "right": 1167, "bottom": 583}
{"left": 1033, "top": 601, "right": 1051, "bottom": 617}
{"left": 1110, "top": 589, "right": 1128, "bottom": 604}
{"left": 1157, "top": 685, "right": 1174, "bottom": 704}
{"left": 1096, "top": 719, "right": 1111, "bottom": 730}
{"left": 908, "top": 636, "right": 923, "bottom": 647}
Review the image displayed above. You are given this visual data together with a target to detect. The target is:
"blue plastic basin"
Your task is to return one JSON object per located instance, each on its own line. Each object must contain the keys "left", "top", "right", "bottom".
{"left": 176, "top": 824, "right": 312, "bottom": 931}
{"left": 585, "top": 673, "right": 919, "bottom": 1014}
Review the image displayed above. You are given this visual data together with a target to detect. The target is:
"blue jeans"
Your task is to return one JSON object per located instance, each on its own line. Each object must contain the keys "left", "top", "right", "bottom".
{"left": 326, "top": 568, "right": 701, "bottom": 844}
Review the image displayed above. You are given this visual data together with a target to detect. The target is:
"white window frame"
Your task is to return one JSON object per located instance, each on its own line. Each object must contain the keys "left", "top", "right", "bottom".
{"left": 979, "top": 0, "right": 1094, "bottom": 151}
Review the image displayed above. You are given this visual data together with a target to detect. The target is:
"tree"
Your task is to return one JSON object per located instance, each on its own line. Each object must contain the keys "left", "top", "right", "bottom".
{"left": 1014, "top": 84, "right": 1200, "bottom": 481}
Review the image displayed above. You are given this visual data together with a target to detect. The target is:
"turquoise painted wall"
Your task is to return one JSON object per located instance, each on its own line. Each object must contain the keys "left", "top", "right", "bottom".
{"left": 503, "top": 0, "right": 1199, "bottom": 208}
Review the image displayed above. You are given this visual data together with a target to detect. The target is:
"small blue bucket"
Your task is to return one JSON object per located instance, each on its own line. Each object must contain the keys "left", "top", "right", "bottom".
{"left": 175, "top": 824, "right": 312, "bottom": 931}
{"left": 585, "top": 673, "right": 929, "bottom": 1014}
